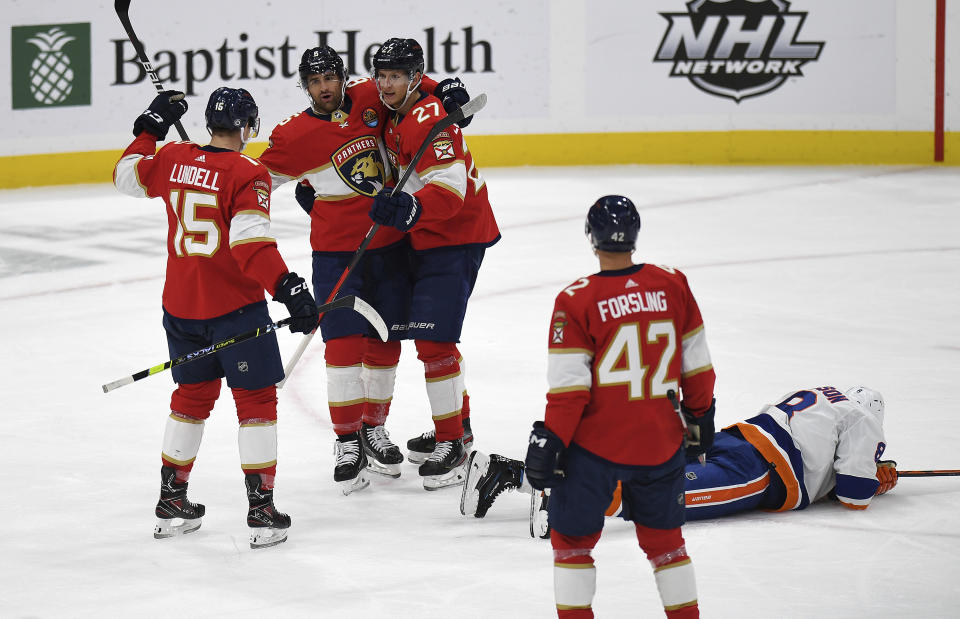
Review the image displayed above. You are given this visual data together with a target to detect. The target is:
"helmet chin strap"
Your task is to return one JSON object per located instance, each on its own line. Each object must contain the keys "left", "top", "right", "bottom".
{"left": 380, "top": 74, "right": 422, "bottom": 111}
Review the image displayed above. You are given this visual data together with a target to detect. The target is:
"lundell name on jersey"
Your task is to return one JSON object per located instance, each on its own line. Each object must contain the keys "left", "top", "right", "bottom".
{"left": 169, "top": 163, "right": 220, "bottom": 191}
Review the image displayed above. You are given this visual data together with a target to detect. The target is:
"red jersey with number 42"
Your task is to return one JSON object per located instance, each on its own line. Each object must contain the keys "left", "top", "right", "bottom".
{"left": 383, "top": 92, "right": 499, "bottom": 251}
{"left": 544, "top": 263, "right": 716, "bottom": 466}
{"left": 114, "top": 133, "right": 289, "bottom": 320}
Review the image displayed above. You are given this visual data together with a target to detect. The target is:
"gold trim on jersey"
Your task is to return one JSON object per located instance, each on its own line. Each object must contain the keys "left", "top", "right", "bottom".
{"left": 229, "top": 236, "right": 276, "bottom": 248}
{"left": 428, "top": 179, "right": 465, "bottom": 200}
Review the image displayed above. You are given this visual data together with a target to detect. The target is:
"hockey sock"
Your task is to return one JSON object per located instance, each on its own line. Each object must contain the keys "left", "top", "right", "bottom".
{"left": 415, "top": 340, "right": 463, "bottom": 442}
{"left": 551, "top": 530, "right": 602, "bottom": 618}
{"left": 233, "top": 386, "right": 278, "bottom": 484}
{"left": 455, "top": 350, "right": 471, "bottom": 421}
{"left": 361, "top": 339, "right": 401, "bottom": 426}
{"left": 325, "top": 336, "right": 365, "bottom": 435}
{"left": 635, "top": 525, "right": 698, "bottom": 618}
{"left": 162, "top": 380, "right": 220, "bottom": 481}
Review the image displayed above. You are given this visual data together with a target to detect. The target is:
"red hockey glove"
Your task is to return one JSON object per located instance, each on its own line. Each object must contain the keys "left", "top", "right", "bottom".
{"left": 876, "top": 460, "right": 898, "bottom": 495}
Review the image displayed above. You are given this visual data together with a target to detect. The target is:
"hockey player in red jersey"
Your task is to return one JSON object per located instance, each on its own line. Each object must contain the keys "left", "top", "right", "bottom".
{"left": 113, "top": 87, "right": 320, "bottom": 548}
{"left": 524, "top": 196, "right": 715, "bottom": 618}
{"left": 258, "top": 46, "right": 474, "bottom": 493}
{"left": 368, "top": 38, "right": 500, "bottom": 490}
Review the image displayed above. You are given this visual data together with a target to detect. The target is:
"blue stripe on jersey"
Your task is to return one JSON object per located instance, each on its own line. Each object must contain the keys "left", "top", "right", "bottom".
{"left": 835, "top": 473, "right": 879, "bottom": 502}
{"left": 741, "top": 413, "right": 811, "bottom": 510}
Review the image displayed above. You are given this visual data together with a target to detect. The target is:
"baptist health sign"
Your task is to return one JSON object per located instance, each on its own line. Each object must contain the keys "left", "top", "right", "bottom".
{"left": 11, "top": 22, "right": 91, "bottom": 109}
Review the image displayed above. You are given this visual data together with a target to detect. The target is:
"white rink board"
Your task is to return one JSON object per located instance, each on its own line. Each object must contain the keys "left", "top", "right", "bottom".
{"left": 1, "top": 0, "right": 957, "bottom": 157}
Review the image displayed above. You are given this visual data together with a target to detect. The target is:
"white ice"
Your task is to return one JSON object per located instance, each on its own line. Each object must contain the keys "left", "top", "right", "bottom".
{"left": 2, "top": 165, "right": 959, "bottom": 618}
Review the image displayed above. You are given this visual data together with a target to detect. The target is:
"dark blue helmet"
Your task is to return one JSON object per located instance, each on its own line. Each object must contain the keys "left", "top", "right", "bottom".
{"left": 372, "top": 38, "right": 425, "bottom": 78}
{"left": 299, "top": 46, "right": 346, "bottom": 84}
{"left": 204, "top": 87, "right": 259, "bottom": 137}
{"left": 585, "top": 195, "right": 641, "bottom": 252}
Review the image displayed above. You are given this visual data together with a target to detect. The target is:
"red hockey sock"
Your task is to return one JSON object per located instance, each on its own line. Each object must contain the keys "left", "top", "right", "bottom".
{"left": 551, "top": 530, "right": 601, "bottom": 618}
{"left": 415, "top": 340, "right": 463, "bottom": 442}
{"left": 325, "top": 336, "right": 365, "bottom": 435}
{"left": 636, "top": 525, "right": 698, "bottom": 618}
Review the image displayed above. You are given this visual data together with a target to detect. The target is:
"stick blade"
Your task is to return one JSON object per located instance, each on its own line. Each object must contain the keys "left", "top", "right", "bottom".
{"left": 352, "top": 296, "right": 389, "bottom": 341}
{"left": 459, "top": 93, "right": 487, "bottom": 120}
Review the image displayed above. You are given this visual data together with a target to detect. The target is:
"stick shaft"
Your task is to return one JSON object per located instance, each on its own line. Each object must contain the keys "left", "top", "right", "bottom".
{"left": 277, "top": 94, "right": 488, "bottom": 388}
{"left": 897, "top": 470, "right": 960, "bottom": 477}
{"left": 114, "top": 0, "right": 189, "bottom": 140}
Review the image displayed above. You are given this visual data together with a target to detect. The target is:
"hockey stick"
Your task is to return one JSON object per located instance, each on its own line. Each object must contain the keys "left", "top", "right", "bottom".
{"left": 277, "top": 93, "right": 489, "bottom": 388}
{"left": 667, "top": 389, "right": 706, "bottom": 465}
{"left": 897, "top": 470, "right": 960, "bottom": 477}
{"left": 114, "top": 0, "right": 189, "bottom": 141}
{"left": 102, "top": 295, "right": 387, "bottom": 393}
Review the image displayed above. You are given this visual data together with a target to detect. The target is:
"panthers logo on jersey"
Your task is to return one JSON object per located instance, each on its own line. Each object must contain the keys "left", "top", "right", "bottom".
{"left": 332, "top": 136, "right": 386, "bottom": 197}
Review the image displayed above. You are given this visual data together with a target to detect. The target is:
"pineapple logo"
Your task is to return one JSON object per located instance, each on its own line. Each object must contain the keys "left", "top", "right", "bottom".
{"left": 12, "top": 23, "right": 91, "bottom": 110}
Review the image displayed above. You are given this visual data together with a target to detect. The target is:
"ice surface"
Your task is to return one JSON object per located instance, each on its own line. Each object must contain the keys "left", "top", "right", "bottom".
{"left": 2, "top": 165, "right": 958, "bottom": 617}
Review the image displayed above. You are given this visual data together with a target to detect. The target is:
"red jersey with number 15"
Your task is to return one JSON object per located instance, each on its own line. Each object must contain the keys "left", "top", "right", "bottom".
{"left": 544, "top": 263, "right": 716, "bottom": 466}
{"left": 113, "top": 133, "right": 289, "bottom": 320}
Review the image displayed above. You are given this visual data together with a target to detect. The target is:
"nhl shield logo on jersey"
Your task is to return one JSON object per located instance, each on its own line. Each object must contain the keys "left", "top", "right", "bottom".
{"left": 332, "top": 136, "right": 386, "bottom": 197}
{"left": 654, "top": 0, "right": 824, "bottom": 102}
{"left": 362, "top": 108, "right": 379, "bottom": 128}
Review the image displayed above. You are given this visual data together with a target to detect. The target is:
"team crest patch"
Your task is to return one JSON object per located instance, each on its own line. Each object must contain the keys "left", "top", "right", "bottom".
{"left": 332, "top": 136, "right": 386, "bottom": 197}
{"left": 432, "top": 138, "right": 455, "bottom": 161}
{"left": 362, "top": 108, "right": 379, "bottom": 127}
{"left": 551, "top": 311, "right": 567, "bottom": 344}
{"left": 254, "top": 187, "right": 269, "bottom": 209}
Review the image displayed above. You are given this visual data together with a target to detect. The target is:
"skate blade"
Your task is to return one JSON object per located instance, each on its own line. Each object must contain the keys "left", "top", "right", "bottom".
{"left": 338, "top": 472, "right": 371, "bottom": 496}
{"left": 365, "top": 459, "right": 402, "bottom": 479}
{"left": 154, "top": 517, "right": 202, "bottom": 539}
{"left": 460, "top": 450, "right": 490, "bottom": 516}
{"left": 529, "top": 490, "right": 551, "bottom": 539}
{"left": 423, "top": 463, "right": 468, "bottom": 491}
{"left": 407, "top": 450, "right": 431, "bottom": 464}
{"left": 249, "top": 527, "right": 288, "bottom": 549}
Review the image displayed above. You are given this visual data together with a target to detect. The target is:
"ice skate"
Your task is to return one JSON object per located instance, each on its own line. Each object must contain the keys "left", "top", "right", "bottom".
{"left": 334, "top": 432, "right": 370, "bottom": 495}
{"left": 154, "top": 466, "right": 204, "bottom": 539}
{"left": 419, "top": 438, "right": 468, "bottom": 490}
{"left": 460, "top": 451, "right": 524, "bottom": 517}
{"left": 529, "top": 488, "right": 551, "bottom": 539}
{"left": 245, "top": 473, "right": 291, "bottom": 549}
{"left": 407, "top": 417, "right": 474, "bottom": 464}
{"left": 360, "top": 422, "right": 403, "bottom": 479}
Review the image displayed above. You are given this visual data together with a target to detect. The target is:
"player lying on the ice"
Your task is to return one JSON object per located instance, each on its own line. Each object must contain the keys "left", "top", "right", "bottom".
{"left": 461, "top": 385, "right": 898, "bottom": 537}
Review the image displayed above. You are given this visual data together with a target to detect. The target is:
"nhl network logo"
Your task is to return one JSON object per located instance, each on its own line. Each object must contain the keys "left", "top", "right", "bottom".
{"left": 654, "top": 0, "right": 824, "bottom": 102}
{"left": 11, "top": 23, "right": 91, "bottom": 109}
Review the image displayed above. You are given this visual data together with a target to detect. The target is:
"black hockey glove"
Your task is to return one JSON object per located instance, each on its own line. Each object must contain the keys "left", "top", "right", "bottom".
{"left": 434, "top": 78, "right": 472, "bottom": 128}
{"left": 273, "top": 272, "right": 319, "bottom": 334}
{"left": 133, "top": 90, "right": 188, "bottom": 140}
{"left": 524, "top": 421, "right": 566, "bottom": 490}
{"left": 369, "top": 189, "right": 421, "bottom": 232}
{"left": 294, "top": 180, "right": 316, "bottom": 215}
{"left": 682, "top": 398, "right": 716, "bottom": 460}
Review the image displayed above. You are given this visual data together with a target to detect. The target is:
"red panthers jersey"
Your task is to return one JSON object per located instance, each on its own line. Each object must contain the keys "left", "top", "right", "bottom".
{"left": 544, "top": 264, "right": 716, "bottom": 466}
{"left": 114, "top": 133, "right": 288, "bottom": 320}
{"left": 259, "top": 78, "right": 402, "bottom": 253}
{"left": 383, "top": 92, "right": 500, "bottom": 251}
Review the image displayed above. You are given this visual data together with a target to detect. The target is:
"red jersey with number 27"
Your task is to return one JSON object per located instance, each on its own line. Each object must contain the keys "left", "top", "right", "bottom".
{"left": 113, "top": 133, "right": 289, "bottom": 320}
{"left": 544, "top": 263, "right": 716, "bottom": 466}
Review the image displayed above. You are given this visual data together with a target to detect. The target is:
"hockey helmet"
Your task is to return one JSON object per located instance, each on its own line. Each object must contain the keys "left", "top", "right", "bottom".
{"left": 585, "top": 195, "right": 642, "bottom": 252}
{"left": 205, "top": 87, "right": 260, "bottom": 139}
{"left": 371, "top": 38, "right": 425, "bottom": 78}
{"left": 299, "top": 46, "right": 346, "bottom": 84}
{"left": 845, "top": 386, "right": 885, "bottom": 423}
